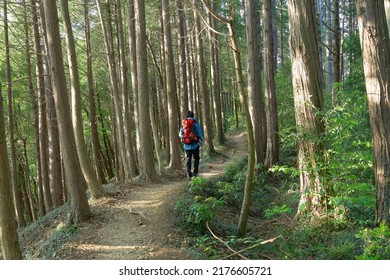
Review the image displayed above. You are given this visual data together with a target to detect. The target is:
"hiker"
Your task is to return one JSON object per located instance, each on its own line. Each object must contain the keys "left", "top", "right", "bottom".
{"left": 179, "top": 111, "right": 204, "bottom": 178}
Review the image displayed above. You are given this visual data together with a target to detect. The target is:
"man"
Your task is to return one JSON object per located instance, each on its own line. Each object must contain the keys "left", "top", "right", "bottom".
{"left": 179, "top": 111, "right": 204, "bottom": 178}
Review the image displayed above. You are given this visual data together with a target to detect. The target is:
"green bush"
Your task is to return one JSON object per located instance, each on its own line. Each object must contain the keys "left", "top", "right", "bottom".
{"left": 356, "top": 224, "right": 390, "bottom": 259}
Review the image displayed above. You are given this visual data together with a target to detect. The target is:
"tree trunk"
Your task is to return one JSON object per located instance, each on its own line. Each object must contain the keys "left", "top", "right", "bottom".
{"left": 45, "top": 54, "right": 64, "bottom": 208}
{"left": 0, "top": 86, "right": 23, "bottom": 260}
{"left": 208, "top": 0, "right": 225, "bottom": 145}
{"left": 162, "top": 0, "right": 182, "bottom": 169}
{"left": 244, "top": 0, "right": 266, "bottom": 165}
{"left": 263, "top": 0, "right": 279, "bottom": 168}
{"left": 386, "top": 0, "right": 390, "bottom": 37}
{"left": 193, "top": 0, "right": 216, "bottom": 154}
{"left": 116, "top": 0, "right": 138, "bottom": 178}
{"left": 84, "top": 0, "right": 106, "bottom": 184}
{"left": 356, "top": 0, "right": 390, "bottom": 225}
{"left": 42, "top": 0, "right": 91, "bottom": 223}
{"left": 97, "top": 0, "right": 132, "bottom": 182}
{"left": 24, "top": 0, "right": 40, "bottom": 219}
{"left": 61, "top": 0, "right": 105, "bottom": 198}
{"left": 126, "top": 0, "right": 143, "bottom": 177}
{"left": 4, "top": 0, "right": 25, "bottom": 227}
{"left": 177, "top": 0, "right": 189, "bottom": 117}
{"left": 35, "top": 0, "right": 64, "bottom": 209}
{"left": 134, "top": 0, "right": 158, "bottom": 181}
{"left": 288, "top": 0, "right": 326, "bottom": 217}
{"left": 332, "top": 0, "right": 341, "bottom": 106}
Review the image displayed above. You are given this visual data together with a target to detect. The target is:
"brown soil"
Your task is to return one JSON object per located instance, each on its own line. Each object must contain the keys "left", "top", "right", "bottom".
{"left": 15, "top": 132, "right": 247, "bottom": 260}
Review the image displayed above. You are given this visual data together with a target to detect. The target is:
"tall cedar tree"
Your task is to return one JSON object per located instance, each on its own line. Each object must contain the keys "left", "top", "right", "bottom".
{"left": 288, "top": 0, "right": 327, "bottom": 217}
{"left": 42, "top": 0, "right": 91, "bottom": 222}
{"left": 356, "top": 0, "right": 390, "bottom": 225}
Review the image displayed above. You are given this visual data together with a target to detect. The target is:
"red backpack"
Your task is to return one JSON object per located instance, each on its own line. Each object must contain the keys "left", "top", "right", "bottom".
{"left": 181, "top": 118, "right": 199, "bottom": 144}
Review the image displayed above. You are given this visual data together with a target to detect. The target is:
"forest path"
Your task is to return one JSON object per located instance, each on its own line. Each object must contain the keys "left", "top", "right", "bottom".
{"left": 55, "top": 132, "right": 247, "bottom": 260}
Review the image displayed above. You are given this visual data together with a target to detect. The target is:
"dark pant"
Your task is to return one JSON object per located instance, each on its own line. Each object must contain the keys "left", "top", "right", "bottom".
{"left": 185, "top": 147, "right": 200, "bottom": 176}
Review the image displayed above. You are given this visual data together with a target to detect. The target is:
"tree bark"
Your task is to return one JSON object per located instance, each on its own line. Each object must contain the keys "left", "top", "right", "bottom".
{"left": 332, "top": 0, "right": 341, "bottom": 105}
{"left": 288, "top": 0, "right": 326, "bottom": 217}
{"left": 134, "top": 0, "right": 158, "bottom": 181}
{"left": 263, "top": 0, "right": 279, "bottom": 168}
{"left": 162, "top": 0, "right": 182, "bottom": 169}
{"left": 4, "top": 0, "right": 25, "bottom": 227}
{"left": 84, "top": 0, "right": 106, "bottom": 184}
{"left": 0, "top": 86, "right": 23, "bottom": 260}
{"left": 244, "top": 0, "right": 266, "bottom": 165}
{"left": 24, "top": 0, "right": 40, "bottom": 219}
{"left": 208, "top": 0, "right": 225, "bottom": 145}
{"left": 356, "top": 0, "right": 390, "bottom": 225}
{"left": 61, "top": 0, "right": 105, "bottom": 198}
{"left": 126, "top": 0, "right": 143, "bottom": 177}
{"left": 96, "top": 0, "right": 132, "bottom": 182}
{"left": 193, "top": 0, "right": 216, "bottom": 154}
{"left": 116, "top": 0, "right": 138, "bottom": 178}
{"left": 177, "top": 0, "right": 189, "bottom": 117}
{"left": 42, "top": 0, "right": 91, "bottom": 223}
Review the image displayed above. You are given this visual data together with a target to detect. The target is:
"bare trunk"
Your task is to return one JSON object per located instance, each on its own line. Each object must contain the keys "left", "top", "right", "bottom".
{"left": 177, "top": 0, "right": 189, "bottom": 117}
{"left": 134, "top": 0, "right": 158, "bottom": 181}
{"left": 24, "top": 0, "right": 40, "bottom": 219}
{"left": 0, "top": 86, "right": 23, "bottom": 260}
{"left": 116, "top": 0, "right": 138, "bottom": 178}
{"left": 288, "top": 0, "right": 326, "bottom": 217}
{"left": 126, "top": 0, "right": 143, "bottom": 177}
{"left": 356, "top": 0, "right": 390, "bottom": 225}
{"left": 162, "top": 0, "right": 182, "bottom": 169}
{"left": 263, "top": 0, "right": 279, "bottom": 168}
{"left": 85, "top": 0, "right": 106, "bottom": 184}
{"left": 4, "top": 0, "right": 25, "bottom": 227}
{"left": 96, "top": 0, "right": 131, "bottom": 182}
{"left": 244, "top": 0, "right": 266, "bottom": 164}
{"left": 332, "top": 0, "right": 341, "bottom": 105}
{"left": 61, "top": 0, "right": 105, "bottom": 198}
{"left": 42, "top": 0, "right": 91, "bottom": 223}
{"left": 193, "top": 0, "right": 216, "bottom": 154}
{"left": 209, "top": 0, "right": 225, "bottom": 145}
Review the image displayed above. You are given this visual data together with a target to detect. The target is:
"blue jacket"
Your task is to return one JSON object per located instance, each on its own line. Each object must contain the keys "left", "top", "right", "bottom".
{"left": 179, "top": 117, "right": 204, "bottom": 150}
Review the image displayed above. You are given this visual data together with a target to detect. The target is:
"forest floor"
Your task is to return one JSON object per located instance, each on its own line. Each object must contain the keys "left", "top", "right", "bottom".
{"left": 16, "top": 132, "right": 248, "bottom": 260}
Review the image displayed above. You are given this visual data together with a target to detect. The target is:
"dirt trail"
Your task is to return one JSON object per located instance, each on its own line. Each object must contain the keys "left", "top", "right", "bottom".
{"left": 52, "top": 132, "right": 247, "bottom": 260}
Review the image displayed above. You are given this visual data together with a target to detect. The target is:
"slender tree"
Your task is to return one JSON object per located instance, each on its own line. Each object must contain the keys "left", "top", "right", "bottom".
{"left": 84, "top": 0, "right": 106, "bottom": 184}
{"left": 386, "top": 1, "right": 390, "bottom": 36}
{"left": 244, "top": 0, "right": 266, "bottom": 165}
{"left": 193, "top": 0, "right": 216, "bottom": 154}
{"left": 134, "top": 0, "right": 158, "bottom": 181}
{"left": 162, "top": 0, "right": 182, "bottom": 169}
{"left": 96, "top": 0, "right": 132, "bottom": 182}
{"left": 356, "top": 0, "right": 390, "bottom": 225}
{"left": 177, "top": 0, "right": 189, "bottom": 117}
{"left": 126, "top": 0, "right": 143, "bottom": 175}
{"left": 41, "top": 0, "right": 91, "bottom": 222}
{"left": 61, "top": 0, "right": 105, "bottom": 198}
{"left": 208, "top": 0, "right": 225, "bottom": 145}
{"left": 4, "top": 0, "right": 25, "bottom": 227}
{"left": 0, "top": 86, "right": 23, "bottom": 260}
{"left": 263, "top": 0, "right": 279, "bottom": 168}
{"left": 332, "top": 0, "right": 341, "bottom": 105}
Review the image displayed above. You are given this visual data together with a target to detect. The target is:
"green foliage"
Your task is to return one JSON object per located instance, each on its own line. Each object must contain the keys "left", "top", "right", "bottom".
{"left": 323, "top": 77, "right": 375, "bottom": 226}
{"left": 264, "top": 205, "right": 292, "bottom": 219}
{"left": 275, "top": 62, "right": 295, "bottom": 157}
{"left": 176, "top": 177, "right": 224, "bottom": 233}
{"left": 193, "top": 235, "right": 219, "bottom": 259}
{"left": 356, "top": 224, "right": 390, "bottom": 260}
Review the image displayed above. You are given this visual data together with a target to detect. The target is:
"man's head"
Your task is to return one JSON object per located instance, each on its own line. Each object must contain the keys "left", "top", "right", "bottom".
{"left": 186, "top": 111, "right": 194, "bottom": 118}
